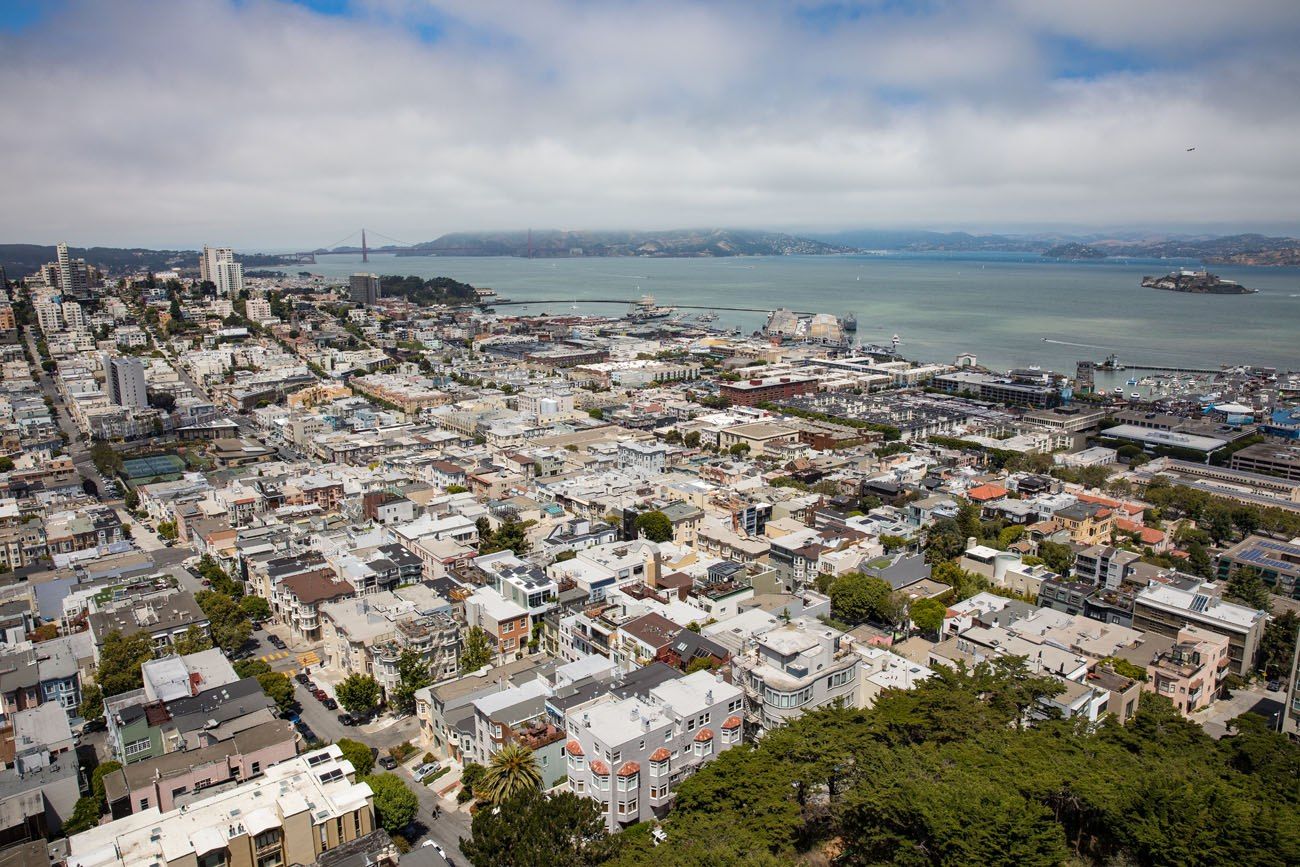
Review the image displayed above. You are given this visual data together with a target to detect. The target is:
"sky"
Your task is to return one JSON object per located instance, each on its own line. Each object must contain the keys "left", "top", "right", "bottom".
{"left": 2, "top": 0, "right": 1300, "bottom": 248}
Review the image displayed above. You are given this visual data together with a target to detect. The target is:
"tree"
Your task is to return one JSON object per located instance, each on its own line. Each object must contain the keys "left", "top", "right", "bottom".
{"left": 683, "top": 430, "right": 701, "bottom": 448}
{"left": 462, "top": 788, "right": 614, "bottom": 867}
{"left": 257, "top": 672, "right": 295, "bottom": 713}
{"left": 361, "top": 773, "right": 418, "bottom": 835}
{"left": 1036, "top": 540, "right": 1076, "bottom": 576}
{"left": 664, "top": 429, "right": 682, "bottom": 444}
{"left": 61, "top": 795, "right": 104, "bottom": 836}
{"left": 931, "top": 560, "right": 988, "bottom": 602}
{"left": 234, "top": 658, "right": 272, "bottom": 678}
{"left": 392, "top": 649, "right": 432, "bottom": 714}
{"left": 337, "top": 738, "right": 374, "bottom": 776}
{"left": 79, "top": 683, "right": 105, "bottom": 723}
{"left": 196, "top": 590, "right": 252, "bottom": 653}
{"left": 1223, "top": 565, "right": 1272, "bottom": 611}
{"left": 728, "top": 442, "right": 750, "bottom": 457}
{"left": 880, "top": 534, "right": 909, "bottom": 553}
{"left": 460, "top": 626, "right": 494, "bottom": 674}
{"left": 460, "top": 762, "right": 487, "bottom": 799}
{"left": 239, "top": 595, "right": 271, "bottom": 621}
{"left": 171, "top": 624, "right": 213, "bottom": 655}
{"left": 0, "top": 456, "right": 13, "bottom": 472}
{"left": 336, "top": 674, "right": 382, "bottom": 715}
{"left": 909, "top": 597, "right": 947, "bottom": 637}
{"left": 96, "top": 630, "right": 155, "bottom": 696}
{"left": 445, "top": 484, "right": 469, "bottom": 494}
{"left": 92, "top": 761, "right": 123, "bottom": 805}
{"left": 477, "top": 743, "right": 543, "bottom": 806}
{"left": 633, "top": 510, "right": 673, "bottom": 543}
{"left": 1259, "top": 610, "right": 1299, "bottom": 679}
{"left": 1185, "top": 541, "right": 1214, "bottom": 579}
{"left": 156, "top": 520, "right": 178, "bottom": 541}
{"left": 829, "top": 573, "right": 896, "bottom": 626}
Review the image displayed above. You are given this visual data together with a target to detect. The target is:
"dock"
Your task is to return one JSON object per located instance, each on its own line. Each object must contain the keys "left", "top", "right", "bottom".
{"left": 477, "top": 299, "right": 815, "bottom": 315}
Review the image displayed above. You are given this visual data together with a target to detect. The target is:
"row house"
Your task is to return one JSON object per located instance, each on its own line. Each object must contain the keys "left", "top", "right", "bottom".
{"left": 277, "top": 572, "right": 356, "bottom": 643}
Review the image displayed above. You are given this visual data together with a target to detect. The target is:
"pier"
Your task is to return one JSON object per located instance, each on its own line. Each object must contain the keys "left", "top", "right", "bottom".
{"left": 1104, "top": 363, "right": 1222, "bottom": 375}
{"left": 476, "top": 299, "right": 815, "bottom": 315}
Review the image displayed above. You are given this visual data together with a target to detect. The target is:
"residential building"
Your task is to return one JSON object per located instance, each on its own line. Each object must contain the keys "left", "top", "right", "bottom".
{"left": 105, "top": 355, "right": 148, "bottom": 408}
{"left": 564, "top": 669, "right": 744, "bottom": 830}
{"left": 1217, "top": 535, "right": 1300, "bottom": 600}
{"left": 1132, "top": 579, "right": 1265, "bottom": 676}
{"left": 731, "top": 617, "right": 859, "bottom": 736}
{"left": 350, "top": 273, "right": 381, "bottom": 305}
{"left": 1144, "top": 625, "right": 1231, "bottom": 717}
{"left": 67, "top": 745, "right": 395, "bottom": 867}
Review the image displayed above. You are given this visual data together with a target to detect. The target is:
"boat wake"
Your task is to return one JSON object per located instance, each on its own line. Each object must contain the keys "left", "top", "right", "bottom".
{"left": 1042, "top": 338, "right": 1112, "bottom": 350}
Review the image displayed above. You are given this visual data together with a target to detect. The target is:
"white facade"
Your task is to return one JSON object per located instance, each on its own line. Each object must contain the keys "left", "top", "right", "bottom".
{"left": 564, "top": 670, "right": 743, "bottom": 831}
{"left": 201, "top": 245, "right": 243, "bottom": 297}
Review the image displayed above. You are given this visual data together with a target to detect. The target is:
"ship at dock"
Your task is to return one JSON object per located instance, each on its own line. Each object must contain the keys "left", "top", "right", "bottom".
{"left": 1141, "top": 269, "right": 1256, "bottom": 295}
{"left": 627, "top": 294, "right": 675, "bottom": 321}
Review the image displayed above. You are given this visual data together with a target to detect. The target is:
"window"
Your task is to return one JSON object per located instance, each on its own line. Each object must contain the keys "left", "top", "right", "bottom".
{"left": 336, "top": 817, "right": 344, "bottom": 843}
{"left": 125, "top": 738, "right": 152, "bottom": 758}
{"left": 723, "top": 726, "right": 741, "bottom": 745}
{"left": 694, "top": 739, "right": 713, "bottom": 758}
{"left": 139, "top": 798, "right": 149, "bottom": 811}
{"left": 594, "top": 772, "right": 610, "bottom": 792}
{"left": 251, "top": 761, "right": 260, "bottom": 775}
{"left": 354, "top": 811, "right": 362, "bottom": 838}
{"left": 198, "top": 851, "right": 229, "bottom": 867}
{"left": 686, "top": 718, "right": 696, "bottom": 731}
{"left": 827, "top": 669, "right": 853, "bottom": 689}
{"left": 727, "top": 699, "right": 742, "bottom": 713}
{"left": 572, "top": 779, "right": 585, "bottom": 793}
{"left": 255, "top": 829, "right": 283, "bottom": 853}
{"left": 701, "top": 712, "right": 710, "bottom": 725}
{"left": 650, "top": 784, "right": 668, "bottom": 799}
{"left": 617, "top": 773, "right": 638, "bottom": 791}
{"left": 257, "top": 853, "right": 284, "bottom": 867}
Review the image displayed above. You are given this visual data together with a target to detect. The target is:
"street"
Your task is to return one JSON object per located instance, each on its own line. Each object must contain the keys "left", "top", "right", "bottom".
{"left": 1199, "top": 682, "right": 1286, "bottom": 739}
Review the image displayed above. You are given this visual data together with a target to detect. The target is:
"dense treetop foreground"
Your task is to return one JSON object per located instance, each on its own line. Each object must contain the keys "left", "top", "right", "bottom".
{"left": 592, "top": 659, "right": 1298, "bottom": 867}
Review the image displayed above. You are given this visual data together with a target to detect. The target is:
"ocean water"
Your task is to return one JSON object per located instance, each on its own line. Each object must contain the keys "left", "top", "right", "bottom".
{"left": 293, "top": 251, "right": 1300, "bottom": 374}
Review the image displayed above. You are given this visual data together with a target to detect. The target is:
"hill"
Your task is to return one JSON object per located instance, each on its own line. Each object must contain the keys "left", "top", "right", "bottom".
{"left": 1043, "top": 242, "right": 1106, "bottom": 260}
{"left": 397, "top": 229, "right": 855, "bottom": 258}
{"left": 0, "top": 244, "right": 306, "bottom": 279}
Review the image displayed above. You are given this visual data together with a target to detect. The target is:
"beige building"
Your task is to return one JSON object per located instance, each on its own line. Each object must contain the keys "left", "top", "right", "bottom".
{"left": 717, "top": 421, "right": 800, "bottom": 456}
{"left": 67, "top": 745, "right": 393, "bottom": 867}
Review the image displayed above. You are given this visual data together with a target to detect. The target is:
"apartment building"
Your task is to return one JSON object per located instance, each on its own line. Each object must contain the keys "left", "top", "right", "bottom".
{"left": 1144, "top": 625, "right": 1231, "bottom": 717}
{"left": 67, "top": 745, "right": 393, "bottom": 867}
{"left": 1132, "top": 580, "right": 1265, "bottom": 676}
{"left": 731, "top": 617, "right": 860, "bottom": 736}
{"left": 464, "top": 586, "right": 530, "bottom": 663}
{"left": 1217, "top": 535, "right": 1300, "bottom": 600}
{"left": 564, "top": 669, "right": 743, "bottom": 831}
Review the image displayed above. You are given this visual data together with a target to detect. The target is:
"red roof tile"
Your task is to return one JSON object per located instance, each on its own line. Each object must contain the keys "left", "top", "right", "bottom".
{"left": 694, "top": 728, "right": 714, "bottom": 742}
{"left": 590, "top": 759, "right": 610, "bottom": 775}
{"left": 565, "top": 740, "right": 584, "bottom": 757}
{"left": 617, "top": 761, "right": 640, "bottom": 776}
{"left": 648, "top": 747, "right": 670, "bottom": 762}
{"left": 721, "top": 716, "right": 741, "bottom": 729}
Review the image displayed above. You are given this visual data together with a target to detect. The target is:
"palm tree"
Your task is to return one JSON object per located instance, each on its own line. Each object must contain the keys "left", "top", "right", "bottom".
{"left": 477, "top": 743, "right": 542, "bottom": 805}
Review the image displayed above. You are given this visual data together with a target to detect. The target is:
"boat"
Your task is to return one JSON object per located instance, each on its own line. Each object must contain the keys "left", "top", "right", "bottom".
{"left": 841, "top": 313, "right": 858, "bottom": 332}
{"left": 1126, "top": 377, "right": 1138, "bottom": 386}
{"left": 627, "top": 294, "right": 674, "bottom": 322}
{"left": 1112, "top": 387, "right": 1125, "bottom": 395}
{"left": 1130, "top": 392, "right": 1141, "bottom": 399}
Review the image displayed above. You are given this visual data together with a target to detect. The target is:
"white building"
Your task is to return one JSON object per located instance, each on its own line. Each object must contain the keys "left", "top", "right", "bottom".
{"left": 105, "top": 355, "right": 148, "bottom": 408}
{"left": 201, "top": 245, "right": 244, "bottom": 298}
{"left": 564, "top": 670, "right": 743, "bottom": 831}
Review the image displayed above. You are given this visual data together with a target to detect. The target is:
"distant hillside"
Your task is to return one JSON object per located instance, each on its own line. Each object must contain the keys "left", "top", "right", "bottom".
{"left": 1043, "top": 242, "right": 1106, "bottom": 260}
{"left": 398, "top": 229, "right": 855, "bottom": 258}
{"left": 809, "top": 230, "right": 1300, "bottom": 266}
{"left": 0, "top": 244, "right": 306, "bottom": 279}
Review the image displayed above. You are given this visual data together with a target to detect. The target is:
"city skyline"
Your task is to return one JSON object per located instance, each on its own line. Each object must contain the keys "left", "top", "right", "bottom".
{"left": 2, "top": 1, "right": 1299, "bottom": 247}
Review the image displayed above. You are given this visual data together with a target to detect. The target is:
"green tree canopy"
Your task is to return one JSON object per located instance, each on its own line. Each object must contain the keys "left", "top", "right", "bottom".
{"left": 91, "top": 761, "right": 123, "bottom": 805}
{"left": 239, "top": 595, "right": 271, "bottom": 621}
{"left": 909, "top": 597, "right": 948, "bottom": 637}
{"left": 195, "top": 590, "right": 252, "bottom": 653}
{"left": 1223, "top": 565, "right": 1272, "bottom": 611}
{"left": 336, "top": 673, "right": 382, "bottom": 714}
{"left": 256, "top": 672, "right": 295, "bottom": 714}
{"left": 829, "top": 573, "right": 898, "bottom": 626}
{"left": 97, "top": 630, "right": 155, "bottom": 696}
{"left": 78, "top": 683, "right": 105, "bottom": 723}
{"left": 361, "top": 773, "right": 418, "bottom": 835}
{"left": 462, "top": 788, "right": 615, "bottom": 867}
{"left": 392, "top": 650, "right": 432, "bottom": 714}
{"left": 460, "top": 626, "right": 495, "bottom": 674}
{"left": 336, "top": 738, "right": 374, "bottom": 776}
{"left": 1036, "top": 540, "right": 1076, "bottom": 576}
{"left": 633, "top": 510, "right": 673, "bottom": 543}
{"left": 171, "top": 624, "right": 213, "bottom": 656}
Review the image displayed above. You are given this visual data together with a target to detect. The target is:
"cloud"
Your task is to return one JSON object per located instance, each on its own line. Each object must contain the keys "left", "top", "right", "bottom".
{"left": 1, "top": 0, "right": 1298, "bottom": 247}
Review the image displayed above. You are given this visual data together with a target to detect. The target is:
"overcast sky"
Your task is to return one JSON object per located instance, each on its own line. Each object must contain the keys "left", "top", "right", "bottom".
{"left": 3, "top": 0, "right": 1299, "bottom": 248}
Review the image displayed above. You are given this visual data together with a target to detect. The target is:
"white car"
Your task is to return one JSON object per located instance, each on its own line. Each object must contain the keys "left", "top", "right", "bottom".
{"left": 421, "top": 840, "right": 448, "bottom": 860}
{"left": 412, "top": 761, "right": 441, "bottom": 779}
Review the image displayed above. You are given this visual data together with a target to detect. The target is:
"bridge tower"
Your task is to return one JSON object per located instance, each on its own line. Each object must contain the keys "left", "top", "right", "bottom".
{"left": 361, "top": 229, "right": 368, "bottom": 263}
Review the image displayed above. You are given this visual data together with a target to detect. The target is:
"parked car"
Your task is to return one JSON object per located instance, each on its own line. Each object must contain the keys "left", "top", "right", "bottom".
{"left": 337, "top": 712, "right": 355, "bottom": 726}
{"left": 303, "top": 680, "right": 318, "bottom": 692}
{"left": 1267, "top": 680, "right": 1282, "bottom": 692}
{"left": 296, "top": 722, "right": 317, "bottom": 743}
{"left": 379, "top": 755, "right": 398, "bottom": 770}
{"left": 412, "top": 761, "right": 441, "bottom": 779}
{"left": 268, "top": 635, "right": 287, "bottom": 650}
{"left": 294, "top": 672, "right": 311, "bottom": 685}
{"left": 323, "top": 698, "right": 337, "bottom": 711}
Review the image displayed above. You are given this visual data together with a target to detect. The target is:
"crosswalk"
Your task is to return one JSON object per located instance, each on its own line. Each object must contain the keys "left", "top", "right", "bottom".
{"left": 260, "top": 650, "right": 292, "bottom": 663}
{"left": 298, "top": 651, "right": 321, "bottom": 668}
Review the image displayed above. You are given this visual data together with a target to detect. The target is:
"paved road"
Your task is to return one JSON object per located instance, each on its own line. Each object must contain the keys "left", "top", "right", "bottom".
{"left": 25, "top": 329, "right": 118, "bottom": 496}
{"left": 398, "top": 766, "right": 473, "bottom": 867}
{"left": 1200, "top": 683, "right": 1285, "bottom": 738}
